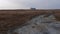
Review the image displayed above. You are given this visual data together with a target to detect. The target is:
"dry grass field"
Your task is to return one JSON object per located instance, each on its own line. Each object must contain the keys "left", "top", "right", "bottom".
{"left": 0, "top": 9, "right": 60, "bottom": 34}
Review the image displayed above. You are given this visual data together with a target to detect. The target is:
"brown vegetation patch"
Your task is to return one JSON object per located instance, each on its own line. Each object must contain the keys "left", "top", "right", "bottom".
{"left": 0, "top": 10, "right": 60, "bottom": 34}
{"left": 0, "top": 10, "right": 49, "bottom": 34}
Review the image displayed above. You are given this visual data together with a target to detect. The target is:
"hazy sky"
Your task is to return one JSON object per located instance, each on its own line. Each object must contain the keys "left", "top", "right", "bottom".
{"left": 0, "top": 0, "right": 60, "bottom": 9}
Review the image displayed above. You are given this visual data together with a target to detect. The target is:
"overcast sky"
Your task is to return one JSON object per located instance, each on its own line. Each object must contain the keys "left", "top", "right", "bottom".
{"left": 0, "top": 0, "right": 60, "bottom": 9}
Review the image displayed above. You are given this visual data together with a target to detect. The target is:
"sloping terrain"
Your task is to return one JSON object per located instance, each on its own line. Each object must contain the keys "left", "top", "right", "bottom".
{"left": 0, "top": 10, "right": 49, "bottom": 34}
{"left": 0, "top": 10, "right": 60, "bottom": 34}
{"left": 8, "top": 15, "right": 60, "bottom": 34}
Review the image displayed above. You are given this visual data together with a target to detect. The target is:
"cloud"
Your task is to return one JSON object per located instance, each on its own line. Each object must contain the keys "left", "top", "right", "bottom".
{"left": 0, "top": 0, "right": 48, "bottom": 9}
{"left": 0, "top": 0, "right": 60, "bottom": 9}
{"left": 48, "top": 0, "right": 60, "bottom": 9}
